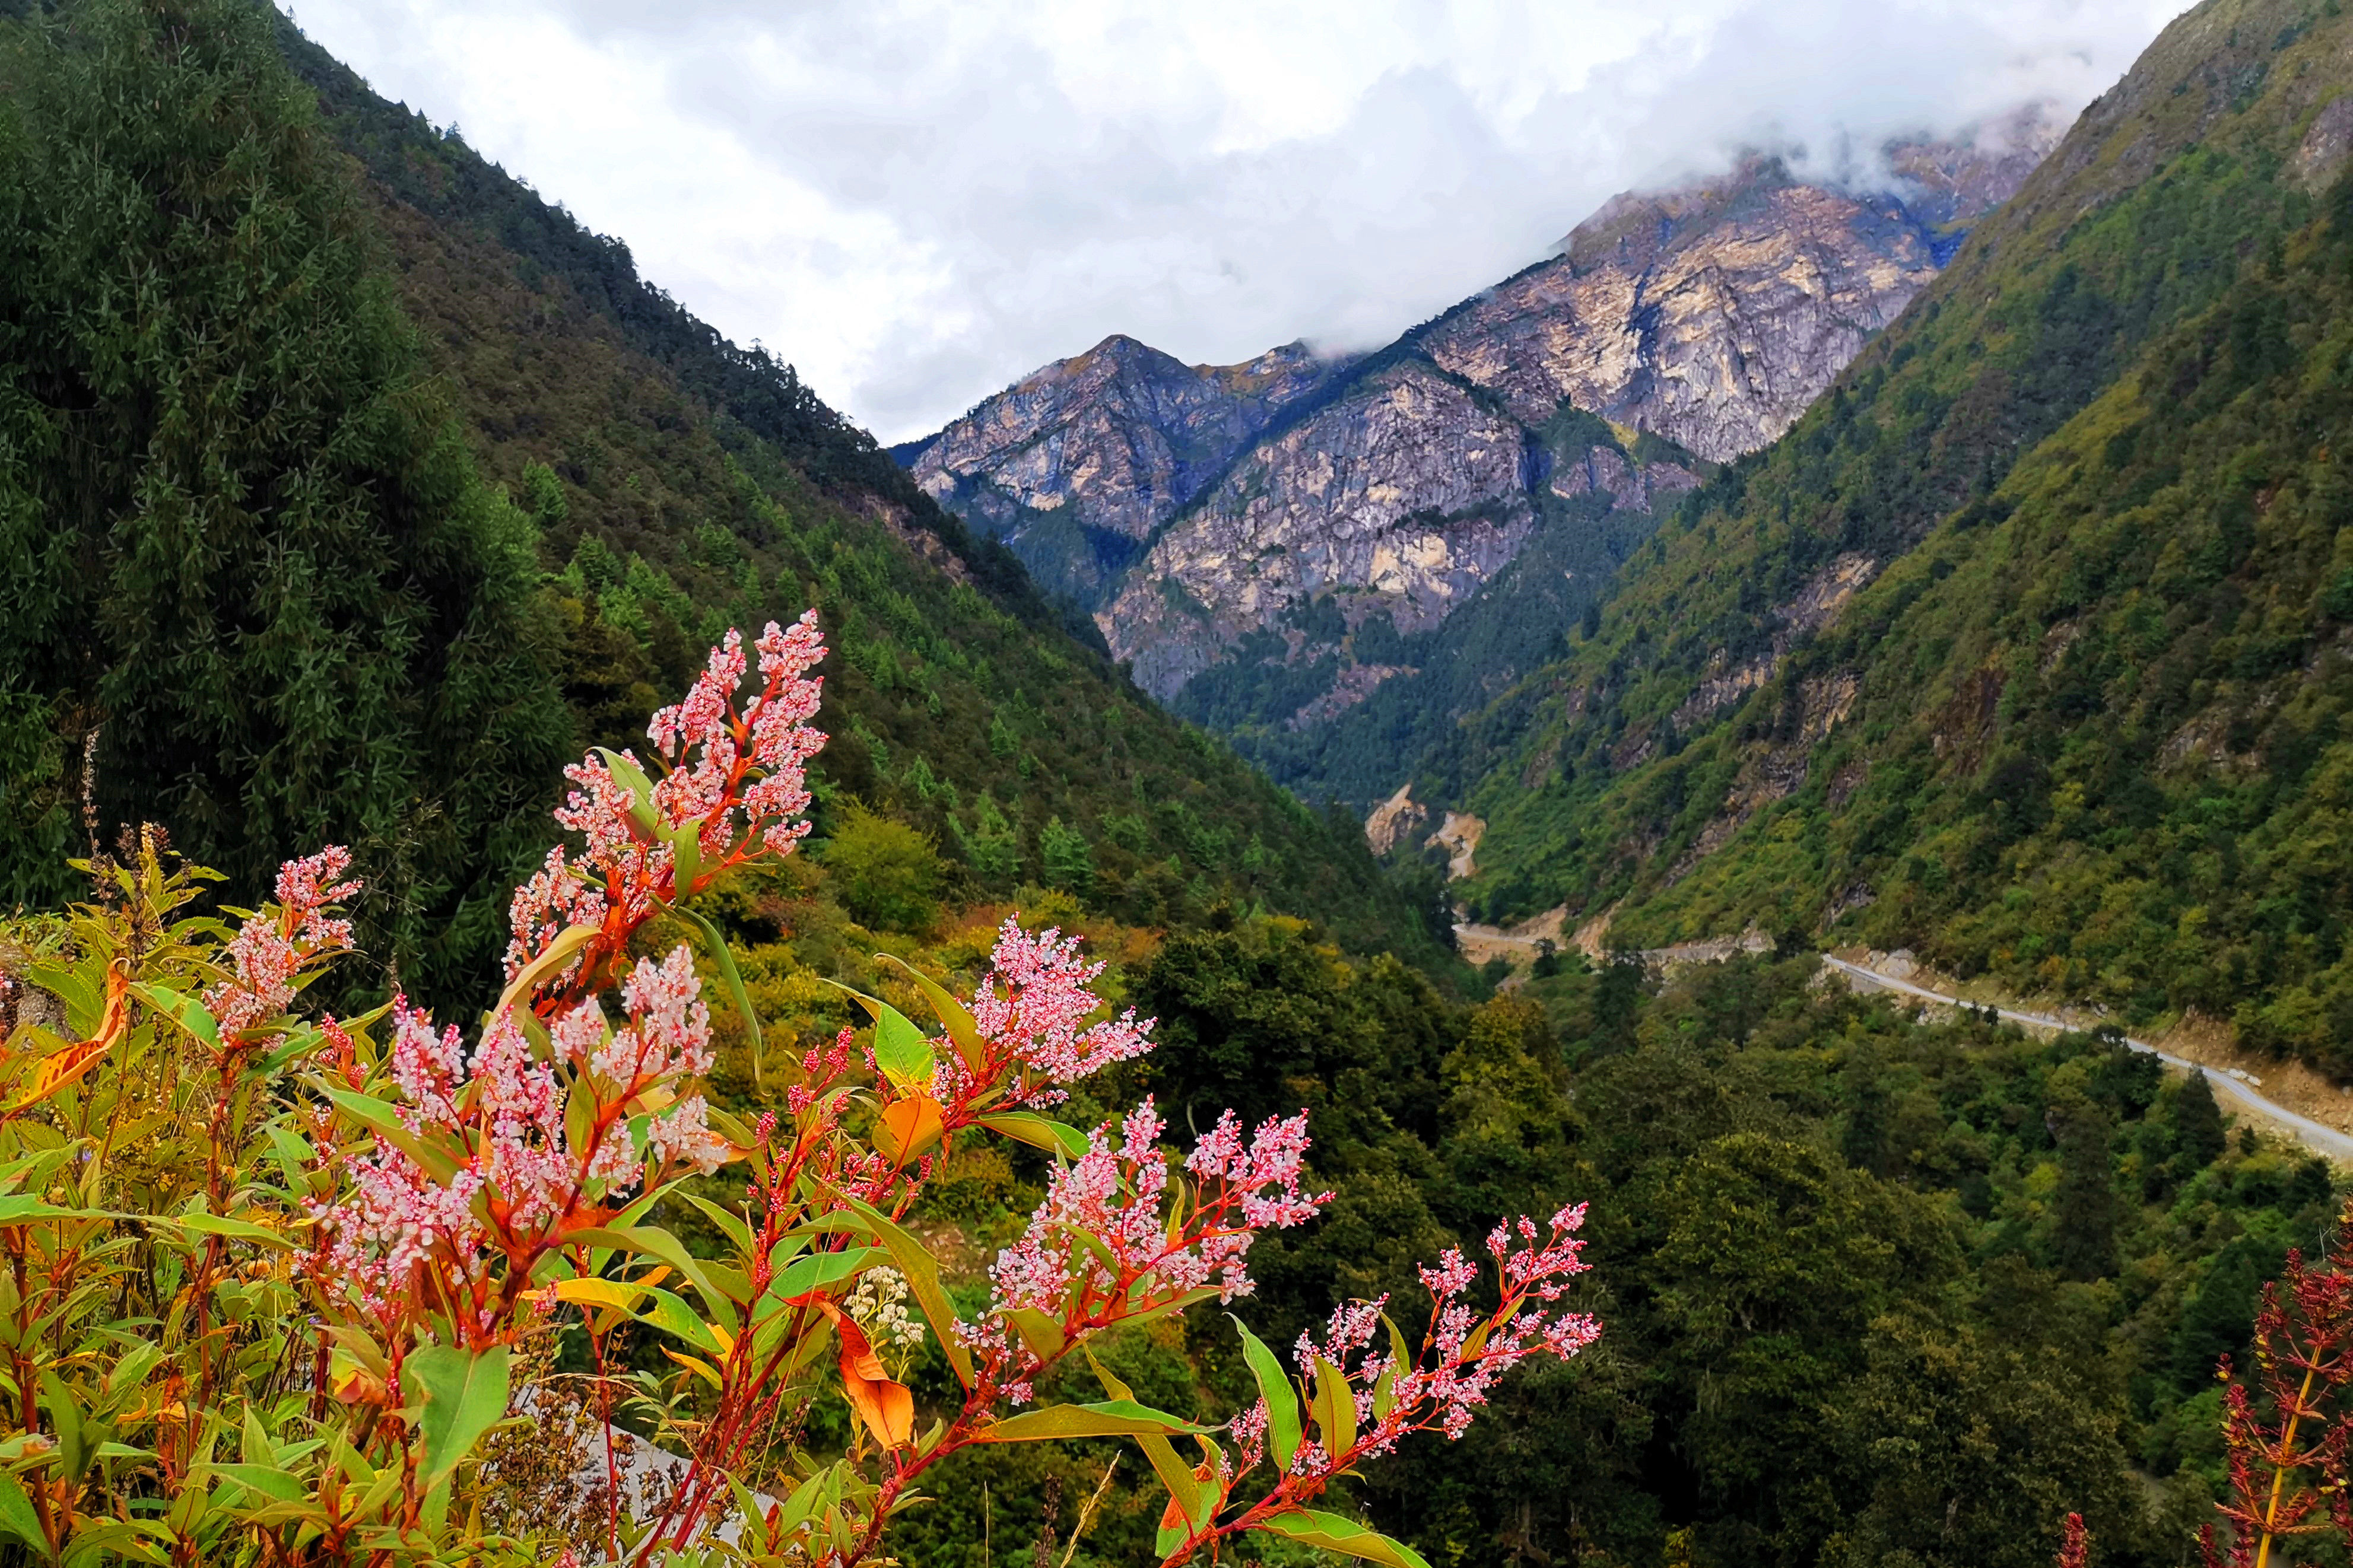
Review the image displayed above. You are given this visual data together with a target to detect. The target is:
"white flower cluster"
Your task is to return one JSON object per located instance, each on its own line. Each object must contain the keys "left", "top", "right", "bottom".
{"left": 847, "top": 1265, "right": 926, "bottom": 1354}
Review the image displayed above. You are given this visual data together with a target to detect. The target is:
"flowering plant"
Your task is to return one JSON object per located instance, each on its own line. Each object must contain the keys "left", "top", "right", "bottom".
{"left": 0, "top": 612, "right": 1601, "bottom": 1567}
{"left": 2201, "top": 1203, "right": 2353, "bottom": 1568}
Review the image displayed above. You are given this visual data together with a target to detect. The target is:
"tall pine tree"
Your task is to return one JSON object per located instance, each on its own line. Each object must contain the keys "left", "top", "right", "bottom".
{"left": 0, "top": 0, "right": 570, "bottom": 1001}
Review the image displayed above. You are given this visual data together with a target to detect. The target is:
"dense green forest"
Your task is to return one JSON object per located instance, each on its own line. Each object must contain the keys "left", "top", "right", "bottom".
{"left": 0, "top": 0, "right": 1444, "bottom": 1004}
{"left": 843, "top": 926, "right": 2323, "bottom": 1568}
{"left": 1408, "top": 0, "right": 2353, "bottom": 1066}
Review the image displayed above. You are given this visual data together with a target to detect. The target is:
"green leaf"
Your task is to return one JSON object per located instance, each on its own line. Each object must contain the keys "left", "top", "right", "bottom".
{"left": 494, "top": 921, "right": 600, "bottom": 1020}
{"left": 1374, "top": 1315, "right": 1410, "bottom": 1422}
{"left": 1231, "top": 1316, "right": 1301, "bottom": 1471}
{"left": 209, "top": 1464, "right": 305, "bottom": 1504}
{"left": 665, "top": 816, "right": 706, "bottom": 892}
{"left": 593, "top": 748, "right": 663, "bottom": 836}
{"left": 839, "top": 1196, "right": 974, "bottom": 1386}
{"left": 634, "top": 1287, "right": 731, "bottom": 1357}
{"left": 161, "top": 1211, "right": 295, "bottom": 1250}
{"left": 1005, "top": 1307, "right": 1066, "bottom": 1360}
{"left": 1090, "top": 1354, "right": 1209, "bottom": 1531}
{"left": 824, "top": 982, "right": 936, "bottom": 1093}
{"left": 771, "top": 1246, "right": 884, "bottom": 1301}
{"left": 0, "top": 1470, "right": 43, "bottom": 1550}
{"left": 322, "top": 1087, "right": 462, "bottom": 1184}
{"left": 681, "top": 1192, "right": 755, "bottom": 1255}
{"left": 982, "top": 1399, "right": 1208, "bottom": 1443}
{"left": 1256, "top": 1510, "right": 1433, "bottom": 1568}
{"left": 975, "top": 1112, "right": 1089, "bottom": 1160}
{"left": 407, "top": 1344, "right": 511, "bottom": 1487}
{"left": 126, "top": 984, "right": 220, "bottom": 1048}
{"left": 563, "top": 1223, "right": 743, "bottom": 1323}
{"left": 1311, "top": 1353, "right": 1357, "bottom": 1462}
{"left": 0, "top": 1195, "right": 108, "bottom": 1225}
{"left": 670, "top": 904, "right": 765, "bottom": 1091}
{"left": 875, "top": 955, "right": 989, "bottom": 1074}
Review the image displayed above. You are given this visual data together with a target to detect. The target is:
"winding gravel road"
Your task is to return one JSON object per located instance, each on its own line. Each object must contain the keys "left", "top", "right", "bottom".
{"left": 1818, "top": 955, "right": 2353, "bottom": 1165}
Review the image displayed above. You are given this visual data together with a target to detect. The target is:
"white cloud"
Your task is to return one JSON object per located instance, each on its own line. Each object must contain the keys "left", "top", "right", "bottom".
{"left": 287, "top": 0, "right": 2183, "bottom": 442}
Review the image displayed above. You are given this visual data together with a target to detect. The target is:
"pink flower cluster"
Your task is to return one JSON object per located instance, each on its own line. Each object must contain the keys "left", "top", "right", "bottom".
{"left": 1186, "top": 1108, "right": 1325, "bottom": 1228}
{"left": 507, "top": 613, "right": 827, "bottom": 977}
{"left": 976, "top": 1099, "right": 1330, "bottom": 1381}
{"left": 1247, "top": 1204, "right": 1600, "bottom": 1475}
{"left": 207, "top": 847, "right": 361, "bottom": 1035}
{"left": 313, "top": 946, "right": 730, "bottom": 1318}
{"left": 961, "top": 919, "right": 1152, "bottom": 1103}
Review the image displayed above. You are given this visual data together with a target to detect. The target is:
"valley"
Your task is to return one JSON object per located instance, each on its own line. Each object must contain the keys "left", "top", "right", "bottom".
{"left": 2, "top": 1, "right": 2351, "bottom": 1565}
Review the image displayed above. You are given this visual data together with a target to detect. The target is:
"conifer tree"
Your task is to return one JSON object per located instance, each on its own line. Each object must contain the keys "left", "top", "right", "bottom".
{"left": 0, "top": 0, "right": 570, "bottom": 1001}
{"left": 2171, "top": 1069, "right": 2230, "bottom": 1173}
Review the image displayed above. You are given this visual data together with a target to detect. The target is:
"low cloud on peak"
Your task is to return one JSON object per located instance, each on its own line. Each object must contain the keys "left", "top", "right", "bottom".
{"left": 289, "top": 0, "right": 2181, "bottom": 443}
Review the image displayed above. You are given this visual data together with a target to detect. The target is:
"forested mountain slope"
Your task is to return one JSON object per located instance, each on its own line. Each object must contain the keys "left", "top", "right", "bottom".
{"left": 1418, "top": 0, "right": 2353, "bottom": 1066}
{"left": 0, "top": 0, "right": 1443, "bottom": 997}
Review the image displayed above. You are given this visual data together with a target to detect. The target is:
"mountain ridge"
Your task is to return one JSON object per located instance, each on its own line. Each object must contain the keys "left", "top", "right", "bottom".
{"left": 1411, "top": 0, "right": 2353, "bottom": 1069}
{"left": 904, "top": 121, "right": 2057, "bottom": 796}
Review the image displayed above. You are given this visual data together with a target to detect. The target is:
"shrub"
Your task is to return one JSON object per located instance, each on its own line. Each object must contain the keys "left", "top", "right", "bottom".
{"left": 0, "top": 613, "right": 1598, "bottom": 1566}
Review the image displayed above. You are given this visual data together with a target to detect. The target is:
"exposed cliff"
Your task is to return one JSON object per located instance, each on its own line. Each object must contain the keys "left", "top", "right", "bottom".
{"left": 905, "top": 335, "right": 1344, "bottom": 605}
{"left": 906, "top": 118, "right": 2054, "bottom": 767}
{"left": 1421, "top": 136, "right": 2056, "bottom": 463}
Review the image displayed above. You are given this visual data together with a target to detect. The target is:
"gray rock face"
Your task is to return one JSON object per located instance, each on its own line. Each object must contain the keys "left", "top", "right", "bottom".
{"left": 906, "top": 335, "right": 1344, "bottom": 603}
{"left": 1421, "top": 129, "right": 2059, "bottom": 463}
{"left": 904, "top": 115, "right": 2057, "bottom": 718}
{"left": 1100, "top": 361, "right": 1539, "bottom": 698}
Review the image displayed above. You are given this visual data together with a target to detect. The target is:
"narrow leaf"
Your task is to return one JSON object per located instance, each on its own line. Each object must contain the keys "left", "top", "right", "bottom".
{"left": 593, "top": 748, "right": 663, "bottom": 836}
{"left": 1258, "top": 1510, "right": 1434, "bottom": 1568}
{"left": 772, "top": 1245, "right": 884, "bottom": 1302}
{"left": 127, "top": 982, "right": 218, "bottom": 1050}
{"left": 1312, "top": 1353, "right": 1357, "bottom": 1461}
{"left": 494, "top": 921, "right": 601, "bottom": 1020}
{"left": 1232, "top": 1316, "right": 1301, "bottom": 1471}
{"left": 671, "top": 904, "right": 766, "bottom": 1092}
{"left": 839, "top": 1195, "right": 973, "bottom": 1386}
{"left": 876, "top": 955, "right": 989, "bottom": 1073}
{"left": 975, "top": 1111, "right": 1090, "bottom": 1160}
{"left": 635, "top": 1286, "right": 733, "bottom": 1358}
{"left": 982, "top": 1400, "right": 1208, "bottom": 1443}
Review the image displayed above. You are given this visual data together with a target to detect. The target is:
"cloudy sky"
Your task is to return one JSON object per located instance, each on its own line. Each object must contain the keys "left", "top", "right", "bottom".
{"left": 290, "top": 0, "right": 2183, "bottom": 443}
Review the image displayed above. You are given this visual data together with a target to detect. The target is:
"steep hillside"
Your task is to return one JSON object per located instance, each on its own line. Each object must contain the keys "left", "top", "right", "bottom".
{"left": 901, "top": 334, "right": 1346, "bottom": 606}
{"left": 1419, "top": 0, "right": 2353, "bottom": 1066}
{"left": 0, "top": 0, "right": 1445, "bottom": 982}
{"left": 269, "top": 25, "right": 1450, "bottom": 969}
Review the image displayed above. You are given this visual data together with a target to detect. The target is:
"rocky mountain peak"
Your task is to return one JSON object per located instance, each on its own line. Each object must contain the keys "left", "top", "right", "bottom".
{"left": 904, "top": 103, "right": 2059, "bottom": 753}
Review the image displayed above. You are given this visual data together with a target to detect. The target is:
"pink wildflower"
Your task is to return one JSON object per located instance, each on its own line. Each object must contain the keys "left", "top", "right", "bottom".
{"left": 503, "top": 612, "right": 827, "bottom": 979}
{"left": 207, "top": 847, "right": 360, "bottom": 1034}
{"left": 964, "top": 920, "right": 1151, "bottom": 1102}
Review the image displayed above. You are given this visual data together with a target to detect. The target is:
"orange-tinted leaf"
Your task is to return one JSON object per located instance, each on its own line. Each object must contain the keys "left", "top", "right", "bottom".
{"left": 15, "top": 962, "right": 130, "bottom": 1109}
{"left": 877, "top": 1096, "right": 944, "bottom": 1166}
{"left": 827, "top": 1303, "right": 914, "bottom": 1449}
{"left": 1158, "top": 1460, "right": 1217, "bottom": 1531}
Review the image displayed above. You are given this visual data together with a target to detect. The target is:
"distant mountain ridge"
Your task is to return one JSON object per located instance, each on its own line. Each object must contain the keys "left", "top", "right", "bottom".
{"left": 904, "top": 117, "right": 2057, "bottom": 803}
{"left": 903, "top": 335, "right": 1348, "bottom": 606}
{"left": 1398, "top": 0, "right": 2353, "bottom": 1070}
